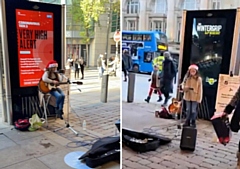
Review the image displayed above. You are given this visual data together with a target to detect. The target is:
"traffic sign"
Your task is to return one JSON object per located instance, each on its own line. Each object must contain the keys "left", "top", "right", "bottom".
{"left": 113, "top": 30, "right": 121, "bottom": 42}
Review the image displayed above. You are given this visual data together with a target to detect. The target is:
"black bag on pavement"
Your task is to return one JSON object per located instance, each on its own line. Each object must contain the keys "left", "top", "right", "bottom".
{"left": 180, "top": 127, "right": 197, "bottom": 151}
{"left": 78, "top": 136, "right": 120, "bottom": 168}
{"left": 122, "top": 128, "right": 171, "bottom": 153}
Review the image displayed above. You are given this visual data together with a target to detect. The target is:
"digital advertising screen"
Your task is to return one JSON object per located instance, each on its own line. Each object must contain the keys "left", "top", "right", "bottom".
{"left": 16, "top": 9, "right": 54, "bottom": 87}
{"left": 191, "top": 17, "right": 227, "bottom": 89}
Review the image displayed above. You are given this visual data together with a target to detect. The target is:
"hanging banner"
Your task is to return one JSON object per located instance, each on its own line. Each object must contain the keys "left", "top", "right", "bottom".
{"left": 215, "top": 74, "right": 240, "bottom": 113}
{"left": 16, "top": 9, "right": 54, "bottom": 87}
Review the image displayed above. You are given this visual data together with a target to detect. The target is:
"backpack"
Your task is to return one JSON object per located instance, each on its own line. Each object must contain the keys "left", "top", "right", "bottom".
{"left": 155, "top": 107, "right": 173, "bottom": 119}
{"left": 14, "top": 119, "right": 30, "bottom": 131}
{"left": 79, "top": 136, "right": 120, "bottom": 168}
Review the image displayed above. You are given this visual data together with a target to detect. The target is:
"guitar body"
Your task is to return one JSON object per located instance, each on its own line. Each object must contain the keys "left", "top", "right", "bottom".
{"left": 168, "top": 98, "right": 182, "bottom": 115}
{"left": 38, "top": 79, "right": 54, "bottom": 94}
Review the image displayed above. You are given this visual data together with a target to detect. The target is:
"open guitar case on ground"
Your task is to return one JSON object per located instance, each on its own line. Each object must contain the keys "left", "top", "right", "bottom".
{"left": 79, "top": 120, "right": 121, "bottom": 168}
{"left": 122, "top": 128, "right": 172, "bottom": 153}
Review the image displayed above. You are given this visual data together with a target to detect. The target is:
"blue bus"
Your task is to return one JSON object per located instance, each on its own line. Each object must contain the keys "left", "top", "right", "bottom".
{"left": 122, "top": 30, "right": 168, "bottom": 73}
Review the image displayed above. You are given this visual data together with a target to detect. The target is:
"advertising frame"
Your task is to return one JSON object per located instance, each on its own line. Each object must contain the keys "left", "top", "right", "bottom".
{"left": 178, "top": 9, "right": 237, "bottom": 120}
{"left": 2, "top": 0, "right": 63, "bottom": 123}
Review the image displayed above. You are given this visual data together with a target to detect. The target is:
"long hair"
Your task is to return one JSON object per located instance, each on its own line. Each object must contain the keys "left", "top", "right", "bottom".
{"left": 183, "top": 69, "right": 201, "bottom": 82}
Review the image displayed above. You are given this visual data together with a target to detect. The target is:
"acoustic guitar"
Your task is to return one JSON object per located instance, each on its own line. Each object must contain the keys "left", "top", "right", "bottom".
{"left": 168, "top": 98, "right": 182, "bottom": 115}
{"left": 38, "top": 79, "right": 83, "bottom": 94}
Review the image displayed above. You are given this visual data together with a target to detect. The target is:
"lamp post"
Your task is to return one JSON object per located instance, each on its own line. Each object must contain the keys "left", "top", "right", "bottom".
{"left": 101, "top": 0, "right": 117, "bottom": 103}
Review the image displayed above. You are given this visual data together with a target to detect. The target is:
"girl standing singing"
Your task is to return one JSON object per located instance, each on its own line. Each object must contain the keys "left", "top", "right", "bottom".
{"left": 181, "top": 64, "right": 203, "bottom": 128}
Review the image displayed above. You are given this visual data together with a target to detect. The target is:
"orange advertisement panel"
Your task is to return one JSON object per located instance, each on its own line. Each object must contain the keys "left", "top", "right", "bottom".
{"left": 16, "top": 9, "right": 54, "bottom": 87}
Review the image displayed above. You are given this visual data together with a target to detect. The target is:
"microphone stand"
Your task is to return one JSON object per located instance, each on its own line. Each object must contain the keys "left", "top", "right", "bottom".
{"left": 53, "top": 72, "right": 78, "bottom": 136}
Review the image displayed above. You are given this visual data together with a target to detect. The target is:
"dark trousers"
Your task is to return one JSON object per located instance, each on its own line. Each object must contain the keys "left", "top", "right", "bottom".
{"left": 75, "top": 69, "right": 79, "bottom": 79}
{"left": 80, "top": 65, "right": 84, "bottom": 78}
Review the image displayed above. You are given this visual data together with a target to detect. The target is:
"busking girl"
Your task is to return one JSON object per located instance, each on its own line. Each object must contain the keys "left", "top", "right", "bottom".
{"left": 181, "top": 64, "right": 203, "bottom": 128}
{"left": 144, "top": 65, "right": 163, "bottom": 103}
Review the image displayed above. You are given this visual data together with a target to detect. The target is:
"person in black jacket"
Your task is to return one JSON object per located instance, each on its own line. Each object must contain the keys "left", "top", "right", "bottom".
{"left": 122, "top": 49, "right": 132, "bottom": 82}
{"left": 160, "top": 51, "right": 177, "bottom": 106}
{"left": 222, "top": 87, "right": 240, "bottom": 165}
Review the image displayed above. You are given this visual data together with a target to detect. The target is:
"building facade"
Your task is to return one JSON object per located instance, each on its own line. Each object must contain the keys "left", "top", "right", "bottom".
{"left": 122, "top": 0, "right": 240, "bottom": 43}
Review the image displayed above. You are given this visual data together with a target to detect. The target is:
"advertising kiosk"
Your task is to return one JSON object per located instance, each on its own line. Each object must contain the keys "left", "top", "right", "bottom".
{"left": 0, "top": 0, "right": 66, "bottom": 124}
{"left": 178, "top": 9, "right": 240, "bottom": 120}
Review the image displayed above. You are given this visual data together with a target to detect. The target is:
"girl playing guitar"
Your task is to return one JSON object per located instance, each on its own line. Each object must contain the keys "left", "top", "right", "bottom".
{"left": 42, "top": 60, "right": 65, "bottom": 120}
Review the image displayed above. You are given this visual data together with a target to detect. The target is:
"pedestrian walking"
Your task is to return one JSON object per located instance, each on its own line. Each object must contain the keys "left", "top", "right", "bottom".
{"left": 79, "top": 56, "right": 85, "bottom": 79}
{"left": 144, "top": 65, "right": 163, "bottom": 103}
{"left": 160, "top": 51, "right": 177, "bottom": 106}
{"left": 74, "top": 58, "right": 80, "bottom": 79}
{"left": 122, "top": 49, "right": 132, "bottom": 82}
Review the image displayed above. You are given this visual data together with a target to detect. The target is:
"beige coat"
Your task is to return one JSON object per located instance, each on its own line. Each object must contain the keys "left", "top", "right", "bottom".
{"left": 151, "top": 70, "right": 160, "bottom": 88}
{"left": 183, "top": 76, "right": 203, "bottom": 103}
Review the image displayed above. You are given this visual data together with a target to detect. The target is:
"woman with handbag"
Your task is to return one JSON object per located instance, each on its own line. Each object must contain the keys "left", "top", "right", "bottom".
{"left": 79, "top": 57, "right": 85, "bottom": 79}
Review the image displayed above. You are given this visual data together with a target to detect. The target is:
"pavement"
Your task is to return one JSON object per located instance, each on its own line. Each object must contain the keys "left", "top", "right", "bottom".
{"left": 0, "top": 69, "right": 120, "bottom": 169}
{"left": 122, "top": 73, "right": 240, "bottom": 169}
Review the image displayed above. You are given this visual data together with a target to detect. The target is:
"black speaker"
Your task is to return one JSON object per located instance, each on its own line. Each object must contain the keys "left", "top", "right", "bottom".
{"left": 180, "top": 127, "right": 197, "bottom": 151}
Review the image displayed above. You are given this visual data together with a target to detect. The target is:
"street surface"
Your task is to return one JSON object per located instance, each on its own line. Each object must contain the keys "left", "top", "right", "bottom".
{"left": 0, "top": 69, "right": 120, "bottom": 169}
{"left": 122, "top": 73, "right": 239, "bottom": 169}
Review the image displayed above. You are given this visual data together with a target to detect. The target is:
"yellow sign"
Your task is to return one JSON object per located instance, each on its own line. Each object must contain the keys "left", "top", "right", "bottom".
{"left": 215, "top": 74, "right": 240, "bottom": 114}
{"left": 206, "top": 77, "right": 217, "bottom": 85}
{"left": 158, "top": 45, "right": 167, "bottom": 50}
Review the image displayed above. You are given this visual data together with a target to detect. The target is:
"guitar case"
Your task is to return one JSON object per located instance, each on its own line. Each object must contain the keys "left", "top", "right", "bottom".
{"left": 122, "top": 128, "right": 171, "bottom": 153}
{"left": 79, "top": 136, "right": 120, "bottom": 168}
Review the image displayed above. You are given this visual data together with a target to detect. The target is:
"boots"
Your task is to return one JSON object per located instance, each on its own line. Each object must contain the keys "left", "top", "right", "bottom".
{"left": 55, "top": 108, "right": 63, "bottom": 120}
{"left": 157, "top": 96, "right": 163, "bottom": 102}
{"left": 183, "top": 119, "right": 190, "bottom": 127}
{"left": 191, "top": 120, "right": 196, "bottom": 128}
{"left": 144, "top": 96, "right": 150, "bottom": 103}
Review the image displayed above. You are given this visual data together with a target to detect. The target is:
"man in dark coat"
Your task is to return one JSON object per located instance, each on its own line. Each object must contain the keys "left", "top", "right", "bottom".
{"left": 160, "top": 51, "right": 177, "bottom": 106}
{"left": 122, "top": 49, "right": 132, "bottom": 82}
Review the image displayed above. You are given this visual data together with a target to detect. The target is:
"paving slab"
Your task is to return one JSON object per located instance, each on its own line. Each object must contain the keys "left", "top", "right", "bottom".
{"left": 2, "top": 158, "right": 50, "bottom": 169}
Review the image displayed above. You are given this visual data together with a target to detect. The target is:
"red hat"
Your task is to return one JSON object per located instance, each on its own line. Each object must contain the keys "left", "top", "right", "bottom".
{"left": 188, "top": 64, "right": 198, "bottom": 70}
{"left": 46, "top": 60, "right": 58, "bottom": 69}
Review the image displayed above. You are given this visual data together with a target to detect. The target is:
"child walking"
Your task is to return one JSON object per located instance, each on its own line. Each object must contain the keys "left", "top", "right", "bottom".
{"left": 181, "top": 64, "right": 203, "bottom": 128}
{"left": 145, "top": 65, "right": 163, "bottom": 103}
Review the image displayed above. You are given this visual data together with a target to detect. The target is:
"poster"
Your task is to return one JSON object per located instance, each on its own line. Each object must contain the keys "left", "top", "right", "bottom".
{"left": 16, "top": 9, "right": 54, "bottom": 87}
{"left": 215, "top": 74, "right": 240, "bottom": 113}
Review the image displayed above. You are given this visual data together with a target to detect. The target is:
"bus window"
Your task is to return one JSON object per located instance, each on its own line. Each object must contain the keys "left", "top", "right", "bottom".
{"left": 137, "top": 35, "right": 143, "bottom": 41}
{"left": 160, "top": 34, "right": 168, "bottom": 44}
{"left": 133, "top": 35, "right": 138, "bottom": 40}
{"left": 122, "top": 34, "right": 128, "bottom": 40}
{"left": 144, "top": 52, "right": 154, "bottom": 63}
{"left": 143, "top": 34, "right": 151, "bottom": 41}
{"left": 126, "top": 34, "right": 132, "bottom": 40}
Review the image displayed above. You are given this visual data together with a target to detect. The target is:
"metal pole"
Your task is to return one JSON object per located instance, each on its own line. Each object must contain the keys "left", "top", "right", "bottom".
{"left": 61, "top": 3, "right": 66, "bottom": 68}
{"left": 0, "top": 0, "right": 12, "bottom": 124}
{"left": 101, "top": 2, "right": 112, "bottom": 103}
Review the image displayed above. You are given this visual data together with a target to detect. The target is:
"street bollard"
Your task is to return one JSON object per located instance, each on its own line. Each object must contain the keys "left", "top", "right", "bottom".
{"left": 101, "top": 74, "right": 109, "bottom": 103}
{"left": 127, "top": 73, "right": 136, "bottom": 103}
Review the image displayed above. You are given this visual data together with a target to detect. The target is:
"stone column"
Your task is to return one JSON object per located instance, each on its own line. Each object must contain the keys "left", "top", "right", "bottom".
{"left": 166, "top": 0, "right": 175, "bottom": 42}
{"left": 138, "top": 0, "right": 147, "bottom": 30}
{"left": 199, "top": 0, "right": 208, "bottom": 9}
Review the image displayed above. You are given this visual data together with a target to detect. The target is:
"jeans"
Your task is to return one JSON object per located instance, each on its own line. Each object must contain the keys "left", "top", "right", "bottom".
{"left": 185, "top": 100, "right": 198, "bottom": 122}
{"left": 50, "top": 88, "right": 65, "bottom": 110}
{"left": 98, "top": 67, "right": 104, "bottom": 78}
